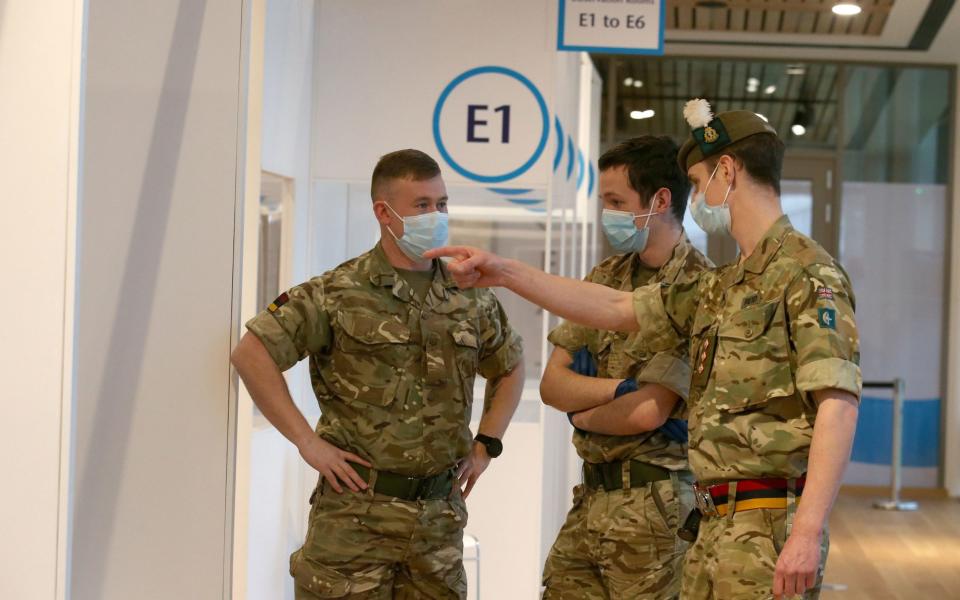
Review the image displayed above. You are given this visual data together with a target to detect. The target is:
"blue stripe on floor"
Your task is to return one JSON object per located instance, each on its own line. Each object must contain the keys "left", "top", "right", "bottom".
{"left": 850, "top": 396, "right": 940, "bottom": 467}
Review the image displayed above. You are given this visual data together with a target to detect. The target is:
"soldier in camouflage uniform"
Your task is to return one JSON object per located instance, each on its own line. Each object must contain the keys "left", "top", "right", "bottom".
{"left": 427, "top": 104, "right": 861, "bottom": 600}
{"left": 231, "top": 149, "right": 524, "bottom": 599}
{"left": 539, "top": 137, "right": 712, "bottom": 599}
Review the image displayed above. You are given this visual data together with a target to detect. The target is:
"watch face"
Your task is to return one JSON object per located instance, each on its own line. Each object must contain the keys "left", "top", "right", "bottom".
{"left": 486, "top": 438, "right": 503, "bottom": 458}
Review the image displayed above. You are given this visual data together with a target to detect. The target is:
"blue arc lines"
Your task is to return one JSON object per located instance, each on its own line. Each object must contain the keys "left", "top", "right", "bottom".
{"left": 480, "top": 113, "right": 594, "bottom": 198}
{"left": 551, "top": 116, "right": 591, "bottom": 194}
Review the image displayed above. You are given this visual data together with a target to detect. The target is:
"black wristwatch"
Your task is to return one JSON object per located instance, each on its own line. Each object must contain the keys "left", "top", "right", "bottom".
{"left": 474, "top": 434, "right": 503, "bottom": 458}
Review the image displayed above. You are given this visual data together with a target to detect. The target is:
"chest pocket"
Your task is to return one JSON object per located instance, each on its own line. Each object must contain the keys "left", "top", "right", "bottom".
{"left": 329, "top": 309, "right": 411, "bottom": 406}
{"left": 713, "top": 300, "right": 795, "bottom": 413}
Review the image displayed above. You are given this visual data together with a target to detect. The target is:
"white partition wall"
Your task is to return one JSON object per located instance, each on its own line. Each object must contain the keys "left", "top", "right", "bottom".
{"left": 0, "top": 2, "right": 85, "bottom": 599}
{"left": 69, "top": 1, "right": 249, "bottom": 598}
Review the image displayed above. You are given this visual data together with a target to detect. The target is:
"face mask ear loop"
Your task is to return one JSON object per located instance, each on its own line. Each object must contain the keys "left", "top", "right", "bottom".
{"left": 701, "top": 161, "right": 722, "bottom": 206}
{"left": 721, "top": 180, "right": 733, "bottom": 209}
{"left": 714, "top": 159, "right": 736, "bottom": 209}
{"left": 383, "top": 202, "right": 405, "bottom": 241}
{"left": 637, "top": 207, "right": 656, "bottom": 230}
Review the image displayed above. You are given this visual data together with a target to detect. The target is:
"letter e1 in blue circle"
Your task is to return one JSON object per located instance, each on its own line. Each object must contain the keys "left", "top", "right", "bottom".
{"left": 433, "top": 66, "right": 549, "bottom": 184}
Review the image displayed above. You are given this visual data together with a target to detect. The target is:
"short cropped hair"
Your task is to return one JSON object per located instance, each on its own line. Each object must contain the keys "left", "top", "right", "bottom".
{"left": 598, "top": 136, "right": 690, "bottom": 222}
{"left": 370, "top": 149, "right": 441, "bottom": 201}
{"left": 703, "top": 133, "right": 785, "bottom": 195}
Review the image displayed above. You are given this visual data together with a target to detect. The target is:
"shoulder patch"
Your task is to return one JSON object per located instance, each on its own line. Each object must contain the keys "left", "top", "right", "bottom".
{"left": 268, "top": 292, "right": 289, "bottom": 313}
{"left": 817, "top": 307, "right": 836, "bottom": 329}
{"left": 816, "top": 286, "right": 834, "bottom": 301}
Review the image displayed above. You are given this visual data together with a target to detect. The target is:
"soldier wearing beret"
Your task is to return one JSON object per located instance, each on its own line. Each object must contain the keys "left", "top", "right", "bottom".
{"left": 427, "top": 102, "right": 861, "bottom": 600}
{"left": 232, "top": 149, "right": 524, "bottom": 599}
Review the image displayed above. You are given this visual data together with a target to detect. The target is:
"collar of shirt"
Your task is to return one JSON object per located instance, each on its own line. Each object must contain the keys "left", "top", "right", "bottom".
{"left": 725, "top": 214, "right": 794, "bottom": 287}
{"left": 366, "top": 242, "right": 460, "bottom": 304}
{"left": 658, "top": 231, "right": 695, "bottom": 284}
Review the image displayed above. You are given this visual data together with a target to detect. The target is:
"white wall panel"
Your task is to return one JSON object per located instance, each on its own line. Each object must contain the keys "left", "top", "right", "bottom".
{"left": 0, "top": 1, "right": 84, "bottom": 598}
{"left": 71, "top": 1, "right": 245, "bottom": 597}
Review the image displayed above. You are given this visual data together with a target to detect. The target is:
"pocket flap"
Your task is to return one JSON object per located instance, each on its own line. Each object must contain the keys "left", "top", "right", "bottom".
{"left": 719, "top": 301, "right": 777, "bottom": 341}
{"left": 337, "top": 310, "right": 410, "bottom": 345}
{"left": 451, "top": 321, "right": 479, "bottom": 348}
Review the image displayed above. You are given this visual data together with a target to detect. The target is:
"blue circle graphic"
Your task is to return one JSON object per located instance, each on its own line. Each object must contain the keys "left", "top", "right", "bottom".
{"left": 432, "top": 66, "right": 549, "bottom": 184}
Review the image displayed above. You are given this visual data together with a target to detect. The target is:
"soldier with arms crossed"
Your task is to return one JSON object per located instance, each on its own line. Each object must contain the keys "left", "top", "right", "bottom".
{"left": 232, "top": 149, "right": 524, "bottom": 599}
{"left": 427, "top": 103, "right": 860, "bottom": 600}
{"left": 540, "top": 136, "right": 712, "bottom": 599}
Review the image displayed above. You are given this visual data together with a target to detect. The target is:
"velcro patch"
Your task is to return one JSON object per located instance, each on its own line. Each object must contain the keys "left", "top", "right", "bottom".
{"left": 818, "top": 307, "right": 836, "bottom": 329}
{"left": 268, "top": 291, "right": 289, "bottom": 313}
{"left": 741, "top": 294, "right": 760, "bottom": 309}
{"left": 816, "top": 286, "right": 834, "bottom": 301}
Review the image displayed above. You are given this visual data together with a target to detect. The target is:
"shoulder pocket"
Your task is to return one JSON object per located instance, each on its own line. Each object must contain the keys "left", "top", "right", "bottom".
{"left": 714, "top": 301, "right": 795, "bottom": 413}
{"left": 449, "top": 320, "right": 480, "bottom": 393}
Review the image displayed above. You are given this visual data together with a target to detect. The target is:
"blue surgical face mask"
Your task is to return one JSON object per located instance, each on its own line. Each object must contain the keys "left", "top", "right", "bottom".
{"left": 385, "top": 203, "right": 449, "bottom": 261}
{"left": 689, "top": 161, "right": 732, "bottom": 235}
{"left": 601, "top": 206, "right": 657, "bottom": 253}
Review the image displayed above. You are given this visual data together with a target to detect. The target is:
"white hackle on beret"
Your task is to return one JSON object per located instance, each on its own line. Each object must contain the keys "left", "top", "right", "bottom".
{"left": 683, "top": 98, "right": 714, "bottom": 130}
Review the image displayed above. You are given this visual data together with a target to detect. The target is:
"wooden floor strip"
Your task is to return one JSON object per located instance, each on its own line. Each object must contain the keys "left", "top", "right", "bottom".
{"left": 821, "top": 489, "right": 960, "bottom": 599}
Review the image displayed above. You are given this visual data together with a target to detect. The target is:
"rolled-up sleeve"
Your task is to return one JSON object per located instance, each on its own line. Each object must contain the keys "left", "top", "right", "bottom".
{"left": 786, "top": 264, "right": 862, "bottom": 399}
{"left": 245, "top": 279, "right": 332, "bottom": 371}
{"left": 477, "top": 291, "right": 523, "bottom": 379}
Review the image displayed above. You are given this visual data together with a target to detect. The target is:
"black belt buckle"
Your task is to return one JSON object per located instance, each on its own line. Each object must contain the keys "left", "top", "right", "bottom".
{"left": 394, "top": 474, "right": 422, "bottom": 500}
{"left": 416, "top": 472, "right": 442, "bottom": 500}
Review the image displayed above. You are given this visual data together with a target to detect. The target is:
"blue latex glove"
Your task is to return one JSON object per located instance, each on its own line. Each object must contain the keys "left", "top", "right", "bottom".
{"left": 614, "top": 378, "right": 639, "bottom": 397}
{"left": 616, "top": 378, "right": 689, "bottom": 444}
{"left": 566, "top": 347, "right": 597, "bottom": 431}
{"left": 569, "top": 347, "right": 598, "bottom": 377}
{"left": 658, "top": 418, "right": 689, "bottom": 445}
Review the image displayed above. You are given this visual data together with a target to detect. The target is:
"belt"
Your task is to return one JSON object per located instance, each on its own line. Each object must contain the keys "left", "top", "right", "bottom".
{"left": 350, "top": 464, "right": 455, "bottom": 501}
{"left": 582, "top": 460, "right": 677, "bottom": 492}
{"left": 693, "top": 476, "right": 806, "bottom": 517}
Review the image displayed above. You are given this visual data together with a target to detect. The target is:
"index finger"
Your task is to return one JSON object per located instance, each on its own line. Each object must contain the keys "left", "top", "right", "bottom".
{"left": 422, "top": 245, "right": 472, "bottom": 261}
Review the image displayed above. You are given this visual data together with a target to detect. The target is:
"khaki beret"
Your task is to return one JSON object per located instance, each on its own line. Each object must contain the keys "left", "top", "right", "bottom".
{"left": 678, "top": 108, "right": 778, "bottom": 171}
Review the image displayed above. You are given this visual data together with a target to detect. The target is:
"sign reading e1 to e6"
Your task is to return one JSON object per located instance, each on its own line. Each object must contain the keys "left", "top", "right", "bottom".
{"left": 557, "top": 0, "right": 664, "bottom": 55}
{"left": 433, "top": 66, "right": 549, "bottom": 184}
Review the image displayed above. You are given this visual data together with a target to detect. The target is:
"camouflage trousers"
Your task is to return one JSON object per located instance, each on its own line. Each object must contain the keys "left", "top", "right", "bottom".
{"left": 542, "top": 473, "right": 694, "bottom": 599}
{"left": 681, "top": 507, "right": 829, "bottom": 599}
{"left": 290, "top": 482, "right": 468, "bottom": 599}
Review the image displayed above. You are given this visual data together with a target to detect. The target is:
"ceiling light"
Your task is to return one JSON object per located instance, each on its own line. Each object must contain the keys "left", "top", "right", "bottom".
{"left": 633, "top": 80, "right": 643, "bottom": 88}
{"left": 786, "top": 66, "right": 806, "bottom": 76}
{"left": 792, "top": 124, "right": 807, "bottom": 136}
{"left": 756, "top": 113, "right": 768, "bottom": 122}
{"left": 624, "top": 77, "right": 633, "bottom": 86}
{"left": 630, "top": 109, "right": 655, "bottom": 120}
{"left": 764, "top": 85, "right": 777, "bottom": 95}
{"left": 747, "top": 77, "right": 759, "bottom": 86}
{"left": 832, "top": 3, "right": 862, "bottom": 16}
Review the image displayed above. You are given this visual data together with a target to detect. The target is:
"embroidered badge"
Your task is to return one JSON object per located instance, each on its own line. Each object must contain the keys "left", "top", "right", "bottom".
{"left": 741, "top": 294, "right": 760, "bottom": 309}
{"left": 268, "top": 292, "right": 289, "bottom": 313}
{"left": 816, "top": 286, "right": 834, "bottom": 301}
{"left": 818, "top": 307, "right": 836, "bottom": 329}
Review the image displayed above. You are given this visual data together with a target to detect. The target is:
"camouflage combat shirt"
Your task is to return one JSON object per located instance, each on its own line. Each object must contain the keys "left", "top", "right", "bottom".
{"left": 548, "top": 233, "right": 712, "bottom": 468}
{"left": 632, "top": 216, "right": 862, "bottom": 483}
{"left": 246, "top": 243, "right": 523, "bottom": 477}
